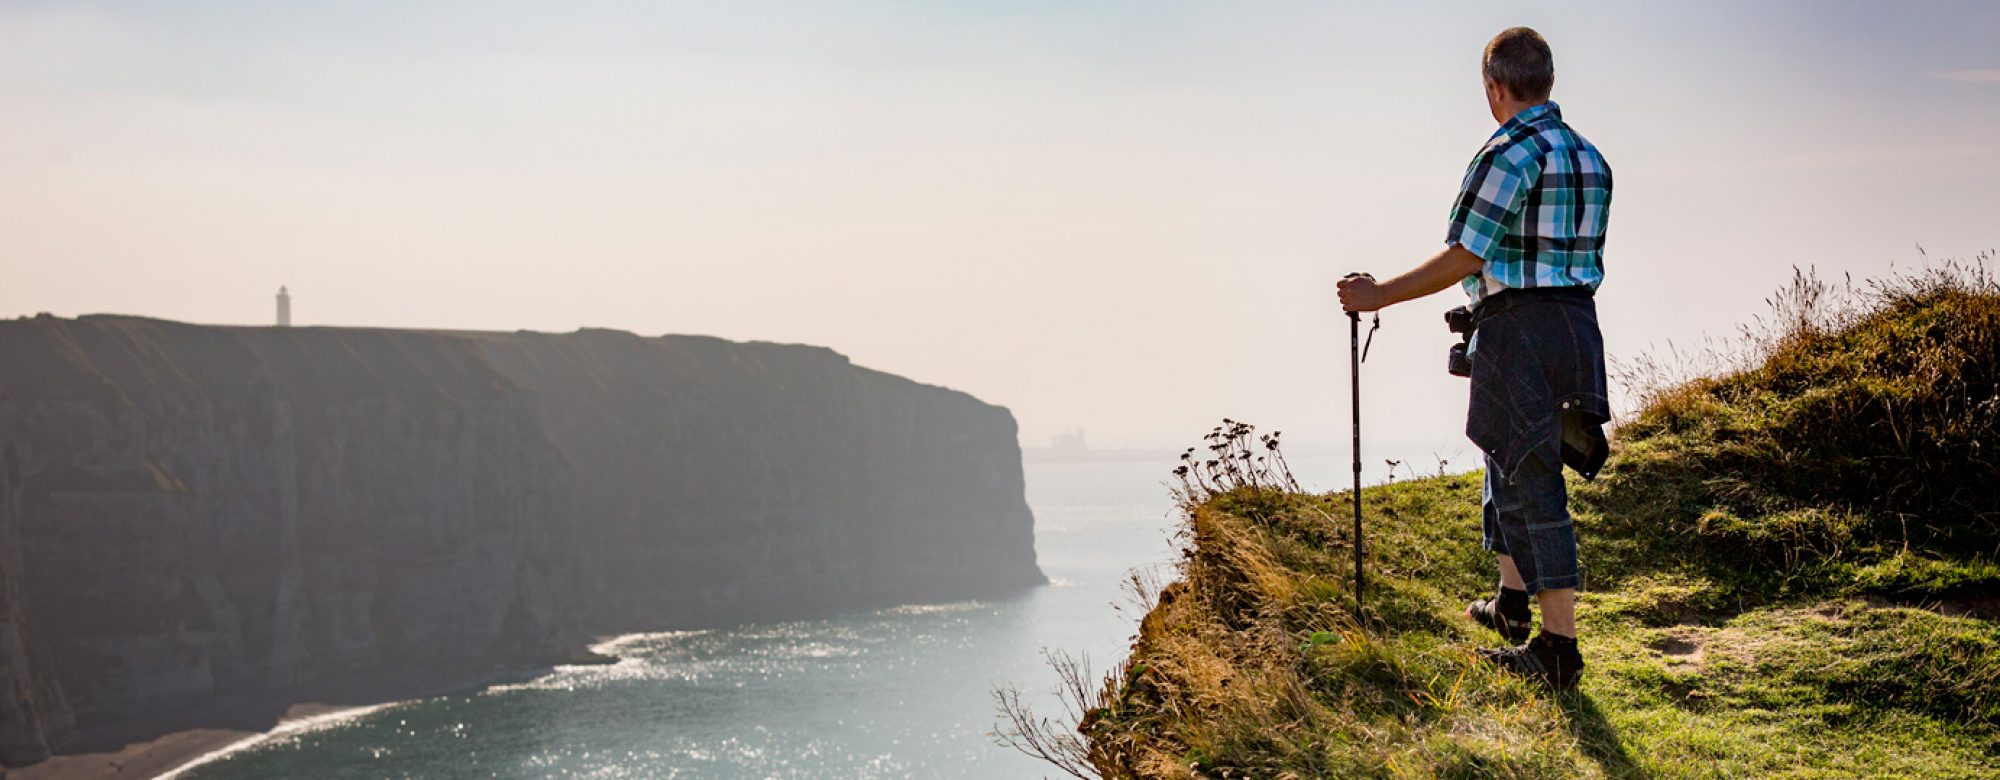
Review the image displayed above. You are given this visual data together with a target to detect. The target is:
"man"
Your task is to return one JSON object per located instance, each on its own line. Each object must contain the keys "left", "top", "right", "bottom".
{"left": 1337, "top": 26, "right": 1611, "bottom": 689}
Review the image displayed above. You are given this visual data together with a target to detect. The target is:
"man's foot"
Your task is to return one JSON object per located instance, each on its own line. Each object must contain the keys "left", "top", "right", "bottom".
{"left": 1478, "top": 631, "right": 1584, "bottom": 690}
{"left": 1467, "top": 587, "right": 1533, "bottom": 643}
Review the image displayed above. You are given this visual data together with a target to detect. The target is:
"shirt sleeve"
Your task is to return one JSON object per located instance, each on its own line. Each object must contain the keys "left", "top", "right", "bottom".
{"left": 1444, "top": 150, "right": 1529, "bottom": 262}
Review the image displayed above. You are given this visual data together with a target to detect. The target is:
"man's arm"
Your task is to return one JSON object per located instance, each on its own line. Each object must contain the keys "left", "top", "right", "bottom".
{"left": 1338, "top": 243, "right": 1485, "bottom": 313}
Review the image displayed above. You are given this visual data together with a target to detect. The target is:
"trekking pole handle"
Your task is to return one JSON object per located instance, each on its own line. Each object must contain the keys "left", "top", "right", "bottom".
{"left": 1340, "top": 273, "right": 1380, "bottom": 360}
{"left": 1341, "top": 272, "right": 1373, "bottom": 322}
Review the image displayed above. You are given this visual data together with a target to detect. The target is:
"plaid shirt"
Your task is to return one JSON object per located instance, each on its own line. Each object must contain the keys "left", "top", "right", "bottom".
{"left": 1445, "top": 101, "right": 1611, "bottom": 307}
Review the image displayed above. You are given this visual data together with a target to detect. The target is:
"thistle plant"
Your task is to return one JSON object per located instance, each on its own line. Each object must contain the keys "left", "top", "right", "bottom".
{"left": 1170, "top": 418, "right": 1300, "bottom": 508}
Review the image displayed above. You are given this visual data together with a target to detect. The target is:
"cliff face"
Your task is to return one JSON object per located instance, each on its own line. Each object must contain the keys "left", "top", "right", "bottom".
{"left": 2, "top": 413, "right": 76, "bottom": 766}
{"left": 0, "top": 316, "right": 1040, "bottom": 765}
{"left": 466, "top": 329, "right": 1042, "bottom": 631}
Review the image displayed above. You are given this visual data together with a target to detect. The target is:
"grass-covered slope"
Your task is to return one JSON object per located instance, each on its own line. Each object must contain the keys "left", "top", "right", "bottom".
{"left": 1078, "top": 263, "right": 2000, "bottom": 778}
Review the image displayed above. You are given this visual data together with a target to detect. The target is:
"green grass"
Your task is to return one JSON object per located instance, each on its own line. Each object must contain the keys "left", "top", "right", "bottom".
{"left": 1080, "top": 261, "right": 2000, "bottom": 778}
{"left": 1082, "top": 480, "right": 2000, "bottom": 779}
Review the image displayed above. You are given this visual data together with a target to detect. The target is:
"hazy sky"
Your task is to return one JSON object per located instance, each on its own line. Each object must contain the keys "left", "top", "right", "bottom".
{"left": 5, "top": 1, "right": 1997, "bottom": 464}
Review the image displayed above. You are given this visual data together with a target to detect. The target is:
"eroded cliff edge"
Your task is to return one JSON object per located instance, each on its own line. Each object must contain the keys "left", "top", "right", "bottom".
{"left": 0, "top": 315, "right": 1042, "bottom": 766}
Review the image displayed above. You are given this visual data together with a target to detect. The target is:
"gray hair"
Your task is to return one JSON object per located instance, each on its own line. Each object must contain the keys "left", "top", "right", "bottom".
{"left": 1483, "top": 27, "right": 1554, "bottom": 101}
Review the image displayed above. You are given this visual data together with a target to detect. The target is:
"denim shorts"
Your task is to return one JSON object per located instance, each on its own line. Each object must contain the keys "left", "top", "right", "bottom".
{"left": 1481, "top": 448, "right": 1580, "bottom": 594}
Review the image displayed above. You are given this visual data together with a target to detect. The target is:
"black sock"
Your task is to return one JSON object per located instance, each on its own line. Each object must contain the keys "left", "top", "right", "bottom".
{"left": 1496, "top": 586, "right": 1530, "bottom": 621}
{"left": 1536, "top": 630, "right": 1580, "bottom": 656}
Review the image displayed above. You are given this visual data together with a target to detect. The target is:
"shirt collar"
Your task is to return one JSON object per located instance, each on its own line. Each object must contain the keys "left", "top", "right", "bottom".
{"left": 1498, "top": 101, "right": 1560, "bottom": 135}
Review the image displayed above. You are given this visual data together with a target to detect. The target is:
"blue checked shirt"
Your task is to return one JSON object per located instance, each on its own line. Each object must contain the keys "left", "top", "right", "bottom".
{"left": 1445, "top": 101, "right": 1611, "bottom": 308}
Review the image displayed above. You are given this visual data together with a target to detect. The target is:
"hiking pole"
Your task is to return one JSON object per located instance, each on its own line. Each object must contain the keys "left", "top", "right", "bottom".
{"left": 1342, "top": 274, "right": 1380, "bottom": 618}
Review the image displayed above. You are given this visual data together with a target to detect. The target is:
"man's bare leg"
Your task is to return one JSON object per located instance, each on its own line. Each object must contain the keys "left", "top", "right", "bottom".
{"left": 1497, "top": 554, "right": 1526, "bottom": 591}
{"left": 1538, "top": 589, "right": 1576, "bottom": 637}
{"left": 1498, "top": 556, "right": 1576, "bottom": 636}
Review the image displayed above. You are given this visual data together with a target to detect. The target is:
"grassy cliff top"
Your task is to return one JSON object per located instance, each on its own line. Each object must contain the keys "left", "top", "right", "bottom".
{"left": 1060, "top": 260, "right": 2000, "bottom": 779}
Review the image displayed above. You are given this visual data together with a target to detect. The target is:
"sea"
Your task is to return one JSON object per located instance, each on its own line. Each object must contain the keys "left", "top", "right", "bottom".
{"left": 171, "top": 455, "right": 1362, "bottom": 779}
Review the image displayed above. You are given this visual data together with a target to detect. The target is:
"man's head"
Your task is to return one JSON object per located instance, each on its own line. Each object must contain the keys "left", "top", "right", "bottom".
{"left": 1482, "top": 27, "right": 1554, "bottom": 123}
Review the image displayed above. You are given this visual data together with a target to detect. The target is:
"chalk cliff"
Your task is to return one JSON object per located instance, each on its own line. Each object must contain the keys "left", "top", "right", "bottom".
{"left": 0, "top": 315, "right": 1041, "bottom": 767}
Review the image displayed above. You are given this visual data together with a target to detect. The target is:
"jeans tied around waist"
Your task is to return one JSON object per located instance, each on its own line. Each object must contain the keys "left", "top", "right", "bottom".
{"left": 1464, "top": 288, "right": 1610, "bottom": 484}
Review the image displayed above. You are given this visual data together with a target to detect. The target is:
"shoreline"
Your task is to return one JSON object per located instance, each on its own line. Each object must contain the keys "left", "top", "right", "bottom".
{"left": 5, "top": 658, "right": 601, "bottom": 780}
{"left": 10, "top": 703, "right": 372, "bottom": 780}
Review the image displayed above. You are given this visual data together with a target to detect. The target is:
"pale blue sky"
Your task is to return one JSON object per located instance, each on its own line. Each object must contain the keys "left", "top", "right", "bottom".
{"left": 4, "top": 1, "right": 1997, "bottom": 461}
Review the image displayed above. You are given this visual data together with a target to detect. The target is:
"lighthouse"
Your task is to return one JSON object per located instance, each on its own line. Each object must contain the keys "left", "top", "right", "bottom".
{"left": 276, "top": 286, "right": 292, "bottom": 327}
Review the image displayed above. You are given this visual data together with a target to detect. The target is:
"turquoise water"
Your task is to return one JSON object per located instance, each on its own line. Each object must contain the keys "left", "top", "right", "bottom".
{"left": 172, "top": 459, "right": 1243, "bottom": 779}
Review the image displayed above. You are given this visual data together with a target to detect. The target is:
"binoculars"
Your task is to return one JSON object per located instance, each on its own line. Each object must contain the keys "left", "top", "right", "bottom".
{"left": 1445, "top": 306, "right": 1476, "bottom": 377}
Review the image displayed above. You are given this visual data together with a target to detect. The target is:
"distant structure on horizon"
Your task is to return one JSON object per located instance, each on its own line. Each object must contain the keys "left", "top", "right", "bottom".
{"left": 276, "top": 286, "right": 291, "bottom": 327}
{"left": 1021, "top": 427, "right": 1164, "bottom": 464}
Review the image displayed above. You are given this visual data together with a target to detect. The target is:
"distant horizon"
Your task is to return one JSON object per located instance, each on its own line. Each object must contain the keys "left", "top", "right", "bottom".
{"left": 17, "top": 249, "right": 1996, "bottom": 459}
{"left": 9, "top": 307, "right": 1347, "bottom": 455}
